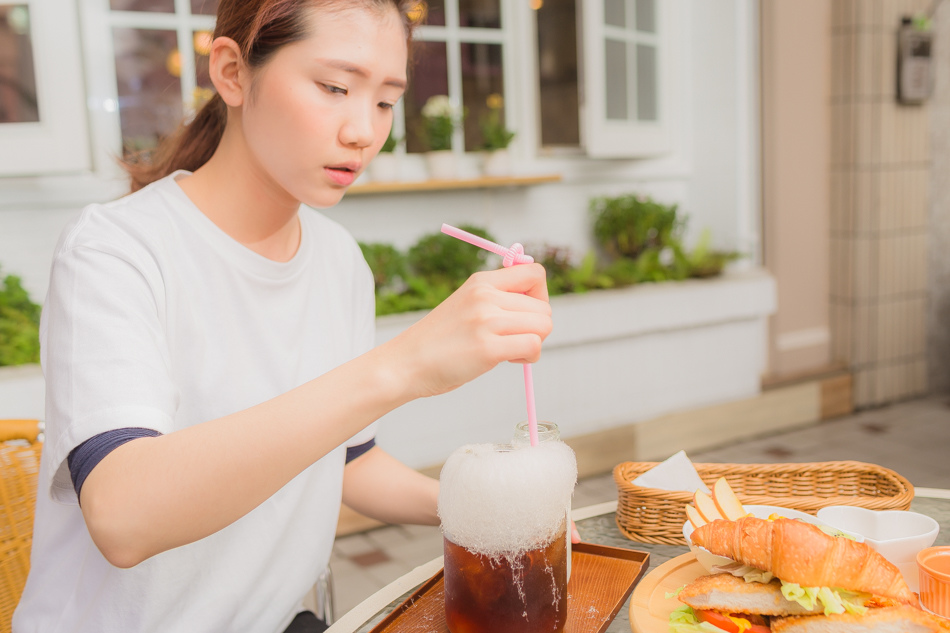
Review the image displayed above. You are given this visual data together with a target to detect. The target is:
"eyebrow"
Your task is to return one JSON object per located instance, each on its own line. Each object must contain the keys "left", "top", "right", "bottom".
{"left": 319, "top": 58, "right": 407, "bottom": 90}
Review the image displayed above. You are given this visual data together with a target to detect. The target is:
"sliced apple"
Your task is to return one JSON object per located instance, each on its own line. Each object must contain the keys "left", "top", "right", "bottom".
{"left": 712, "top": 477, "right": 747, "bottom": 521}
{"left": 692, "top": 490, "right": 723, "bottom": 523}
{"left": 685, "top": 503, "right": 707, "bottom": 530}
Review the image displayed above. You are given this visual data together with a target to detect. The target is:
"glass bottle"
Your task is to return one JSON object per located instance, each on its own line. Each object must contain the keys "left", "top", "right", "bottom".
{"left": 512, "top": 420, "right": 573, "bottom": 579}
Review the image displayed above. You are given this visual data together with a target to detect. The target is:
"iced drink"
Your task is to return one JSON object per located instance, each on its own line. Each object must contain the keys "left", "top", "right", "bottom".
{"left": 438, "top": 442, "right": 577, "bottom": 633}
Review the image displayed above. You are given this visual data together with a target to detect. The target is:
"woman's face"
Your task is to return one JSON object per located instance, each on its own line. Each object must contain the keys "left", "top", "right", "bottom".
{"left": 239, "top": 5, "right": 408, "bottom": 209}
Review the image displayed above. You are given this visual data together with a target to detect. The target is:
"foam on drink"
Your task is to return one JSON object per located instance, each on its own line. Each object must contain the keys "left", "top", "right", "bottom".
{"left": 438, "top": 442, "right": 577, "bottom": 558}
{"left": 439, "top": 442, "right": 577, "bottom": 632}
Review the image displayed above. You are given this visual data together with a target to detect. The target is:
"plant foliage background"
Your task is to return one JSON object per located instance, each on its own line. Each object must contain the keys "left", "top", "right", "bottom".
{"left": 0, "top": 269, "right": 41, "bottom": 367}
{"left": 0, "top": 196, "right": 740, "bottom": 365}
{"left": 361, "top": 195, "right": 740, "bottom": 316}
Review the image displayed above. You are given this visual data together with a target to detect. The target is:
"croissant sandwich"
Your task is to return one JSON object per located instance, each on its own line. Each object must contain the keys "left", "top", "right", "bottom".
{"left": 668, "top": 516, "right": 949, "bottom": 633}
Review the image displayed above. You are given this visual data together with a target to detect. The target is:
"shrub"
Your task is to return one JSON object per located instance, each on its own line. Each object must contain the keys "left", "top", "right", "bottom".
{"left": 591, "top": 194, "right": 681, "bottom": 260}
{"left": 362, "top": 226, "right": 498, "bottom": 316}
{"left": 360, "top": 202, "right": 740, "bottom": 317}
{"left": 359, "top": 242, "right": 406, "bottom": 293}
{"left": 406, "top": 225, "right": 496, "bottom": 288}
{"left": 0, "top": 270, "right": 41, "bottom": 367}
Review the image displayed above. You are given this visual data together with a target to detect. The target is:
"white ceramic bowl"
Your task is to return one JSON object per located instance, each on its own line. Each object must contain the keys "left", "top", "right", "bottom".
{"left": 816, "top": 505, "right": 939, "bottom": 592}
{"left": 683, "top": 505, "right": 863, "bottom": 574}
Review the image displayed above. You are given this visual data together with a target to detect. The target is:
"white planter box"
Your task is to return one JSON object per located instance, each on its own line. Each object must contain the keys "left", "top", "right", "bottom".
{"left": 374, "top": 268, "right": 777, "bottom": 470}
{"left": 0, "top": 364, "right": 44, "bottom": 420}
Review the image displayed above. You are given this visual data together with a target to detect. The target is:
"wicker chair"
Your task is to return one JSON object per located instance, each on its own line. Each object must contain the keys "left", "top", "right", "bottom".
{"left": 0, "top": 419, "right": 42, "bottom": 633}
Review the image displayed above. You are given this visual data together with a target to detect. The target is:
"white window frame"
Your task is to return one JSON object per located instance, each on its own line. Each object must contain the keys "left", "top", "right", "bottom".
{"left": 79, "top": 0, "right": 214, "bottom": 177}
{"left": 409, "top": 1, "right": 517, "bottom": 158}
{"left": 579, "top": 0, "right": 683, "bottom": 158}
{"left": 0, "top": 0, "right": 90, "bottom": 176}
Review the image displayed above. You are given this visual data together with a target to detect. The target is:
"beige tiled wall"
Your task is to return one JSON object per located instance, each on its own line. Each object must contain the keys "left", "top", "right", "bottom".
{"left": 929, "top": 3, "right": 950, "bottom": 394}
{"left": 830, "top": 0, "right": 931, "bottom": 407}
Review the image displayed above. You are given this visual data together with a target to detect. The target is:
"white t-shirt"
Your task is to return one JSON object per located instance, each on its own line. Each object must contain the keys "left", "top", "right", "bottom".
{"left": 13, "top": 172, "right": 377, "bottom": 633}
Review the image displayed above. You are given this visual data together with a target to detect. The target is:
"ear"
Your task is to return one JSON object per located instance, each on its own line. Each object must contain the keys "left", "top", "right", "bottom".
{"left": 208, "top": 36, "right": 247, "bottom": 107}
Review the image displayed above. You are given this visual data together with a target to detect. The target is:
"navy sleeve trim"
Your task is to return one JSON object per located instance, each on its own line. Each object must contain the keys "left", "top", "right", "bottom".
{"left": 345, "top": 438, "right": 376, "bottom": 464}
{"left": 67, "top": 427, "right": 163, "bottom": 500}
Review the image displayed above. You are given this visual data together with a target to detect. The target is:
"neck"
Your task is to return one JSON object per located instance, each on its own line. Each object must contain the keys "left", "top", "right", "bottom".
{"left": 177, "top": 125, "right": 301, "bottom": 263}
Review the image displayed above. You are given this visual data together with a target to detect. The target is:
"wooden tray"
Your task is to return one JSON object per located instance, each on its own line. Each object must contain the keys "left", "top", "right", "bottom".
{"left": 628, "top": 553, "right": 706, "bottom": 633}
{"left": 370, "top": 542, "right": 650, "bottom": 633}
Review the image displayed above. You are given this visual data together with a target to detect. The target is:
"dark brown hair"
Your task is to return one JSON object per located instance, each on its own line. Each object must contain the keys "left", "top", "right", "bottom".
{"left": 123, "top": 0, "right": 419, "bottom": 192}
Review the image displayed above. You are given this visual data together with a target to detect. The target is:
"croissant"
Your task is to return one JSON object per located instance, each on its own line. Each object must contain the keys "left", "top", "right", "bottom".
{"left": 690, "top": 516, "right": 917, "bottom": 605}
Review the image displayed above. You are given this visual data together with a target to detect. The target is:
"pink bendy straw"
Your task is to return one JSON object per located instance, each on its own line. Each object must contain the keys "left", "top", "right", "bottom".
{"left": 441, "top": 223, "right": 540, "bottom": 447}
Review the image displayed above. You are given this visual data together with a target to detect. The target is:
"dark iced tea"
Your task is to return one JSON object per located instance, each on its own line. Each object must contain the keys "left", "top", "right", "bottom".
{"left": 443, "top": 525, "right": 567, "bottom": 633}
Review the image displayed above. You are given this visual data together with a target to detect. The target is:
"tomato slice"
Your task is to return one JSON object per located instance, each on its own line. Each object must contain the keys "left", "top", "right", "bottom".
{"left": 694, "top": 609, "right": 771, "bottom": 633}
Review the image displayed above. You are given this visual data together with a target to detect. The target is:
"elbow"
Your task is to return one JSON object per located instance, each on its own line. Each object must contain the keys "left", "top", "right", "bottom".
{"left": 99, "top": 543, "right": 148, "bottom": 570}
{"left": 81, "top": 489, "right": 152, "bottom": 569}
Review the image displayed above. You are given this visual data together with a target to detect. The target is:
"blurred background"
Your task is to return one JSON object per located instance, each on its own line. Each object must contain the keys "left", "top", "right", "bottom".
{"left": 1, "top": 0, "right": 948, "bottom": 536}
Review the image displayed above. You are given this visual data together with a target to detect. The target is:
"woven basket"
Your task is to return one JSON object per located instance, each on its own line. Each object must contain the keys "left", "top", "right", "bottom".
{"left": 0, "top": 420, "right": 42, "bottom": 633}
{"left": 613, "top": 460, "right": 915, "bottom": 545}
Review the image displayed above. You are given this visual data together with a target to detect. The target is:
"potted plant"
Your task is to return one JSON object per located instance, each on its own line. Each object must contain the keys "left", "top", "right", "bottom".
{"left": 419, "top": 95, "right": 463, "bottom": 180}
{"left": 369, "top": 130, "right": 400, "bottom": 182}
{"left": 590, "top": 194, "right": 740, "bottom": 283}
{"left": 479, "top": 93, "right": 515, "bottom": 177}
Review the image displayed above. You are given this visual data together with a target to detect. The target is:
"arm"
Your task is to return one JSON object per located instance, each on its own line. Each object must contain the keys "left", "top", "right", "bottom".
{"left": 79, "top": 264, "right": 550, "bottom": 568}
{"left": 341, "top": 447, "right": 439, "bottom": 526}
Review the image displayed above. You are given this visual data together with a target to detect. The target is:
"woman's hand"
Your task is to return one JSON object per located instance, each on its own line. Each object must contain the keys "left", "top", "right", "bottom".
{"left": 385, "top": 263, "right": 552, "bottom": 399}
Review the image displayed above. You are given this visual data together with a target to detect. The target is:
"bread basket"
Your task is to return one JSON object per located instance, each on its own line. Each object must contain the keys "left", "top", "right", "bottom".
{"left": 613, "top": 460, "right": 915, "bottom": 545}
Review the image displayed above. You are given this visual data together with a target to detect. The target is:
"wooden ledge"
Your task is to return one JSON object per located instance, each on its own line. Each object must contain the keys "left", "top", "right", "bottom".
{"left": 347, "top": 174, "right": 561, "bottom": 196}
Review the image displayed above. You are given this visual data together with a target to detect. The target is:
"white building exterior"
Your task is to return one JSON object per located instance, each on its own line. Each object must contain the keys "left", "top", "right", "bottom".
{"left": 0, "top": 1, "right": 776, "bottom": 469}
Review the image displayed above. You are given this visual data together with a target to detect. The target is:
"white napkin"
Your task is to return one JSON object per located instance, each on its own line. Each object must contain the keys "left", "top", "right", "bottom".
{"left": 631, "top": 450, "right": 710, "bottom": 494}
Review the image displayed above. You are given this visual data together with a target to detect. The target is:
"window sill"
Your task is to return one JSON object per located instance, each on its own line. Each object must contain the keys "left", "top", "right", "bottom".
{"left": 346, "top": 174, "right": 561, "bottom": 196}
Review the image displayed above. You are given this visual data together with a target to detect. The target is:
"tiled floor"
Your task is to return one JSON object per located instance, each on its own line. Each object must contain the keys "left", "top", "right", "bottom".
{"left": 329, "top": 395, "right": 950, "bottom": 616}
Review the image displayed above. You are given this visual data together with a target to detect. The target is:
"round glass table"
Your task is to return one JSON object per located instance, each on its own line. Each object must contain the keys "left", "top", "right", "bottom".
{"left": 326, "top": 488, "right": 950, "bottom": 633}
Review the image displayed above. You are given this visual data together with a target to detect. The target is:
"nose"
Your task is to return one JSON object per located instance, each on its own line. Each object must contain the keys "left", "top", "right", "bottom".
{"left": 340, "top": 103, "right": 375, "bottom": 149}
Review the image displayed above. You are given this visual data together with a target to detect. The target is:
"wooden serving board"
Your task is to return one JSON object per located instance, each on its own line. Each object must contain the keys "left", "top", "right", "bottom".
{"left": 628, "top": 553, "right": 707, "bottom": 633}
{"left": 370, "top": 542, "right": 649, "bottom": 633}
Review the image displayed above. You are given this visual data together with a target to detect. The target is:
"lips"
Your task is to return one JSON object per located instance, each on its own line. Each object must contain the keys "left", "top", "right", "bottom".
{"left": 325, "top": 161, "right": 361, "bottom": 187}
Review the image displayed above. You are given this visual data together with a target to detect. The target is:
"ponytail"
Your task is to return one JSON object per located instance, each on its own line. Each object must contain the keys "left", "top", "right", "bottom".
{"left": 122, "top": 93, "right": 227, "bottom": 193}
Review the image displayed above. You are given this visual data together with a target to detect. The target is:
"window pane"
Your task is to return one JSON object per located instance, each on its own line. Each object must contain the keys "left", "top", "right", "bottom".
{"left": 459, "top": 0, "right": 501, "bottom": 28}
{"left": 636, "top": 43, "right": 657, "bottom": 121}
{"left": 604, "top": 39, "right": 627, "bottom": 120}
{"left": 460, "top": 42, "right": 503, "bottom": 151}
{"left": 635, "top": 0, "right": 655, "bottom": 33}
{"left": 190, "top": 0, "right": 218, "bottom": 15}
{"left": 604, "top": 0, "right": 625, "bottom": 28}
{"left": 110, "top": 0, "right": 176, "bottom": 13}
{"left": 113, "top": 27, "right": 183, "bottom": 153}
{"left": 0, "top": 5, "right": 38, "bottom": 123}
{"left": 536, "top": 0, "right": 579, "bottom": 146}
{"left": 422, "top": 0, "right": 446, "bottom": 26}
{"left": 404, "top": 41, "right": 449, "bottom": 153}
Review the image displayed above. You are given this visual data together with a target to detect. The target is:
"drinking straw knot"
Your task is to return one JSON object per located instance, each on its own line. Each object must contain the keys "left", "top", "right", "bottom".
{"left": 502, "top": 243, "right": 531, "bottom": 268}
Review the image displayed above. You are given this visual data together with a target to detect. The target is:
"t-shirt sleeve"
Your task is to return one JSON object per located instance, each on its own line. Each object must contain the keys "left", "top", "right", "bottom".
{"left": 43, "top": 242, "right": 178, "bottom": 504}
{"left": 345, "top": 240, "right": 379, "bottom": 449}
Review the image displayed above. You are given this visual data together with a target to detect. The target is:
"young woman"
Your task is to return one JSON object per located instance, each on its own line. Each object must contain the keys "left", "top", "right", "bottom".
{"left": 12, "top": 1, "right": 552, "bottom": 632}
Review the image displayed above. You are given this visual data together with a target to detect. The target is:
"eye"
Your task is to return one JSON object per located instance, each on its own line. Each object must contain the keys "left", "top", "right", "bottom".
{"left": 378, "top": 102, "right": 395, "bottom": 110}
{"left": 322, "top": 84, "right": 347, "bottom": 95}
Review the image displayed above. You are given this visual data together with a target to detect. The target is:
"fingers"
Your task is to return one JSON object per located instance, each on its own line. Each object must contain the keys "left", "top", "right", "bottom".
{"left": 474, "top": 264, "right": 549, "bottom": 302}
{"left": 489, "top": 310, "right": 553, "bottom": 340}
{"left": 491, "top": 289, "right": 552, "bottom": 315}
{"left": 488, "top": 333, "right": 544, "bottom": 364}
